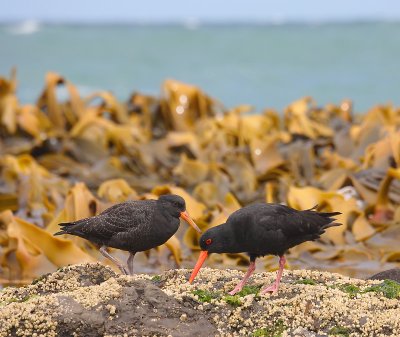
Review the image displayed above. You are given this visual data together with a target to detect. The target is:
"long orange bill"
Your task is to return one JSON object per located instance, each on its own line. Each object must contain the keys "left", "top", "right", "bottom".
{"left": 189, "top": 250, "right": 208, "bottom": 283}
{"left": 180, "top": 210, "right": 202, "bottom": 233}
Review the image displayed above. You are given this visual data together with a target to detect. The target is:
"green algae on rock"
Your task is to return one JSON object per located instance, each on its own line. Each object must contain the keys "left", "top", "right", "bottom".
{"left": 252, "top": 319, "right": 286, "bottom": 337}
{"left": 192, "top": 289, "right": 220, "bottom": 303}
{"left": 294, "top": 278, "right": 317, "bottom": 286}
{"left": 364, "top": 279, "right": 400, "bottom": 299}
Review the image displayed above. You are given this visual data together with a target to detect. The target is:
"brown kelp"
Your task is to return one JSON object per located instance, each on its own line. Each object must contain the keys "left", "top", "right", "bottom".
{"left": 1, "top": 69, "right": 400, "bottom": 283}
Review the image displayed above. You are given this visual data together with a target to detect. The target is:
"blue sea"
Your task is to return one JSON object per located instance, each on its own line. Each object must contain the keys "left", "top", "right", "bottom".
{"left": 1, "top": 21, "right": 400, "bottom": 112}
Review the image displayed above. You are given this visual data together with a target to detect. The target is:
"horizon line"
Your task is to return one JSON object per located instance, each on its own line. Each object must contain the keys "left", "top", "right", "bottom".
{"left": 1, "top": 17, "right": 400, "bottom": 26}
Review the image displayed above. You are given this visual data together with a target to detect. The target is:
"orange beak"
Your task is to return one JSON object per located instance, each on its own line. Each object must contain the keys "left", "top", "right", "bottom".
{"left": 189, "top": 250, "right": 208, "bottom": 283}
{"left": 180, "top": 210, "right": 202, "bottom": 233}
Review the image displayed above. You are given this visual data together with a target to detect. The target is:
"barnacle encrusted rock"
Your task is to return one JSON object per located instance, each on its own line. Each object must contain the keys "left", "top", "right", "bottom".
{"left": 0, "top": 263, "right": 399, "bottom": 336}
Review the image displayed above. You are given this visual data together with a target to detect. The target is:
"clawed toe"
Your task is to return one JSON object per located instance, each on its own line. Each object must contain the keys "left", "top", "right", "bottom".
{"left": 228, "top": 288, "right": 241, "bottom": 295}
{"left": 261, "top": 284, "right": 279, "bottom": 294}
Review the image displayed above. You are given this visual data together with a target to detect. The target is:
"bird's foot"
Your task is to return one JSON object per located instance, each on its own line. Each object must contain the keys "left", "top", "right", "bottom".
{"left": 228, "top": 261, "right": 256, "bottom": 295}
{"left": 228, "top": 285, "right": 244, "bottom": 295}
{"left": 260, "top": 282, "right": 279, "bottom": 295}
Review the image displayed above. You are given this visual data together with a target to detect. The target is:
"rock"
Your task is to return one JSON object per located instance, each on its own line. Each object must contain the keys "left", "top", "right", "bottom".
{"left": 0, "top": 263, "right": 399, "bottom": 336}
{"left": 368, "top": 268, "right": 400, "bottom": 282}
{"left": 0, "top": 263, "right": 215, "bottom": 337}
{"left": 290, "top": 326, "right": 322, "bottom": 337}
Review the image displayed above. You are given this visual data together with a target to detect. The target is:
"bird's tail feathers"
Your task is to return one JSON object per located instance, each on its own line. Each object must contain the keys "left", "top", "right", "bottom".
{"left": 54, "top": 221, "right": 74, "bottom": 236}
{"left": 305, "top": 205, "right": 342, "bottom": 220}
{"left": 54, "top": 220, "right": 86, "bottom": 237}
{"left": 317, "top": 211, "right": 342, "bottom": 217}
{"left": 319, "top": 222, "right": 342, "bottom": 235}
{"left": 322, "top": 221, "right": 341, "bottom": 228}
{"left": 302, "top": 208, "right": 342, "bottom": 232}
{"left": 304, "top": 204, "right": 341, "bottom": 217}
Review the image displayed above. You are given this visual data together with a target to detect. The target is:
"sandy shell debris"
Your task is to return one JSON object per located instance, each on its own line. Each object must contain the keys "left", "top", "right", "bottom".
{"left": 0, "top": 263, "right": 399, "bottom": 337}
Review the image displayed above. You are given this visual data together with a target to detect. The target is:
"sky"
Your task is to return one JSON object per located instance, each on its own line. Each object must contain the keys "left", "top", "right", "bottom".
{"left": 1, "top": 0, "right": 400, "bottom": 23}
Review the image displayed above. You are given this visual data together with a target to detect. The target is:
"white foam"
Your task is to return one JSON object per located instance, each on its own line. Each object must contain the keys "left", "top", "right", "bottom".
{"left": 8, "top": 20, "right": 41, "bottom": 35}
{"left": 182, "top": 17, "right": 200, "bottom": 30}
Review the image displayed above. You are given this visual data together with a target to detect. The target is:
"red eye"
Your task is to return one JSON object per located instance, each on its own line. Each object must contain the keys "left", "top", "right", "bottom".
{"left": 205, "top": 238, "right": 212, "bottom": 245}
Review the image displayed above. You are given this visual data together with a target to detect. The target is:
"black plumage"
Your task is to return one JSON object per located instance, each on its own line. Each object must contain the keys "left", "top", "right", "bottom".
{"left": 55, "top": 194, "right": 201, "bottom": 275}
{"left": 200, "top": 203, "right": 340, "bottom": 256}
{"left": 189, "top": 203, "right": 341, "bottom": 295}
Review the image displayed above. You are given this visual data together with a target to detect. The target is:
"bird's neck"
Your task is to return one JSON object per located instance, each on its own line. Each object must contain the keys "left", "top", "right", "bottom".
{"left": 156, "top": 204, "right": 180, "bottom": 233}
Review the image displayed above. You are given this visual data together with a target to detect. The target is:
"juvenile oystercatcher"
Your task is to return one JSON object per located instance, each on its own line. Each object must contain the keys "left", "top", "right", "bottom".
{"left": 189, "top": 203, "right": 340, "bottom": 295}
{"left": 55, "top": 194, "right": 201, "bottom": 275}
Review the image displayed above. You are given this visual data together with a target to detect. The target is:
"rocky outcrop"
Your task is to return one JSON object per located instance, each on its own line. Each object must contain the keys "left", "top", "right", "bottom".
{"left": 0, "top": 263, "right": 399, "bottom": 336}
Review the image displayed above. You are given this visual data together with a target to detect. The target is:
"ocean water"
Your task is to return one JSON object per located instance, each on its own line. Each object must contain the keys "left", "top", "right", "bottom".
{"left": 0, "top": 21, "right": 400, "bottom": 112}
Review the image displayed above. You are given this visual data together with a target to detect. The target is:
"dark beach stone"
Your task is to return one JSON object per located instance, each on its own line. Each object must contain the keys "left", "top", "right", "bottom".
{"left": 54, "top": 279, "right": 217, "bottom": 337}
{"left": 368, "top": 269, "right": 400, "bottom": 282}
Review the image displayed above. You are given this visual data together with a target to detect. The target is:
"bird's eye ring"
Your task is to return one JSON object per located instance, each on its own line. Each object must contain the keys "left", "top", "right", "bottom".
{"left": 205, "top": 238, "right": 212, "bottom": 245}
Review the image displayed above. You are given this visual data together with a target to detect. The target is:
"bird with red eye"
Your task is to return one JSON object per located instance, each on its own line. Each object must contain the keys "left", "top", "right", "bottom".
{"left": 189, "top": 203, "right": 341, "bottom": 295}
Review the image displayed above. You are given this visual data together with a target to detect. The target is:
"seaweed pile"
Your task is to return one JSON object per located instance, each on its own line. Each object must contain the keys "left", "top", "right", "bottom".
{"left": 0, "top": 68, "right": 400, "bottom": 284}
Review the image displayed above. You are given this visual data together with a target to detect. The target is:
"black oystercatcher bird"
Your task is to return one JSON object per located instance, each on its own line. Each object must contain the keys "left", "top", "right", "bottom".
{"left": 55, "top": 194, "right": 201, "bottom": 275}
{"left": 189, "top": 203, "right": 340, "bottom": 295}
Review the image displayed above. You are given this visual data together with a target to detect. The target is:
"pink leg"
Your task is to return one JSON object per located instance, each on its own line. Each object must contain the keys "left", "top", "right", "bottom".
{"left": 261, "top": 255, "right": 286, "bottom": 294}
{"left": 229, "top": 261, "right": 256, "bottom": 295}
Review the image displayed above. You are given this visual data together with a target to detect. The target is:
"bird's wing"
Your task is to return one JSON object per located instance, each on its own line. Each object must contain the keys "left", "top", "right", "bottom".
{"left": 258, "top": 207, "right": 340, "bottom": 238}
{"left": 244, "top": 211, "right": 317, "bottom": 255}
{"left": 227, "top": 204, "right": 341, "bottom": 255}
{"left": 72, "top": 200, "right": 156, "bottom": 240}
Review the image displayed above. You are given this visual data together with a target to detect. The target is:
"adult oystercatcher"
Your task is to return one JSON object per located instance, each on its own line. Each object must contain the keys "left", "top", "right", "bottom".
{"left": 55, "top": 194, "right": 201, "bottom": 275}
{"left": 189, "top": 203, "right": 340, "bottom": 295}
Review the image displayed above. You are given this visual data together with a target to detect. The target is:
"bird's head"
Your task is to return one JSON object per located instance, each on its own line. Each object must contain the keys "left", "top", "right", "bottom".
{"left": 189, "top": 225, "right": 230, "bottom": 283}
{"left": 198, "top": 225, "right": 228, "bottom": 253}
{"left": 158, "top": 194, "right": 201, "bottom": 233}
